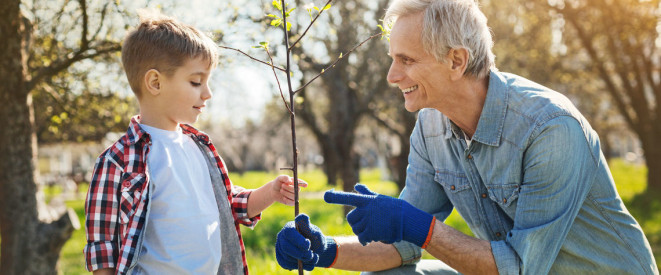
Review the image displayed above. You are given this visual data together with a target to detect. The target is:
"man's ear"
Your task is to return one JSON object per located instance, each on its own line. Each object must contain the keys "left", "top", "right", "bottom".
{"left": 447, "top": 48, "right": 469, "bottom": 81}
{"left": 144, "top": 69, "right": 162, "bottom": 96}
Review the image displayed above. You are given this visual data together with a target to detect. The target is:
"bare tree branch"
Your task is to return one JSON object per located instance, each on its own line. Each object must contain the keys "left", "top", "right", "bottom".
{"left": 219, "top": 45, "right": 286, "bottom": 72}
{"left": 288, "top": 0, "right": 333, "bottom": 51}
{"left": 265, "top": 47, "right": 292, "bottom": 114}
{"left": 294, "top": 33, "right": 381, "bottom": 94}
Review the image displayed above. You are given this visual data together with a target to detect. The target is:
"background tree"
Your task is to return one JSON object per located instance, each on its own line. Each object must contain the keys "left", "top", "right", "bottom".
{"left": 546, "top": 0, "right": 661, "bottom": 194}
{"left": 0, "top": 0, "right": 125, "bottom": 273}
{"left": 292, "top": 0, "right": 392, "bottom": 193}
{"left": 481, "top": 0, "right": 660, "bottom": 194}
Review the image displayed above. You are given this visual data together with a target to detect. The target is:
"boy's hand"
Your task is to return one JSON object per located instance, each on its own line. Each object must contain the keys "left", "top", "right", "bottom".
{"left": 270, "top": 175, "right": 308, "bottom": 206}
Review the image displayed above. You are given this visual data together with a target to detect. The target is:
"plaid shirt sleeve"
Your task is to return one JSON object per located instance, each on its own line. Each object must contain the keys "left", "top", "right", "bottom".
{"left": 231, "top": 185, "right": 260, "bottom": 228}
{"left": 84, "top": 148, "right": 122, "bottom": 271}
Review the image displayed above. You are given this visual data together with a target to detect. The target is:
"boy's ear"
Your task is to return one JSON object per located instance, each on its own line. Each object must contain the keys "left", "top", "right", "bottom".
{"left": 447, "top": 48, "right": 469, "bottom": 81}
{"left": 144, "top": 69, "right": 162, "bottom": 96}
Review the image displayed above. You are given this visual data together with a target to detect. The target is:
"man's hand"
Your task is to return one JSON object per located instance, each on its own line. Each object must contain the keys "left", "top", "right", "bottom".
{"left": 275, "top": 214, "right": 338, "bottom": 271}
{"left": 270, "top": 175, "right": 308, "bottom": 206}
{"left": 324, "top": 184, "right": 435, "bottom": 248}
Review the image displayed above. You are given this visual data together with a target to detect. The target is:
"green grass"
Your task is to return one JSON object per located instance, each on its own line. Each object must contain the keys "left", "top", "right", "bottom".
{"left": 53, "top": 162, "right": 659, "bottom": 274}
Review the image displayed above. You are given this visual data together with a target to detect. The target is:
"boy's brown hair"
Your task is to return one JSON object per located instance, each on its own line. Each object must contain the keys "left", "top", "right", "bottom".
{"left": 121, "top": 10, "right": 219, "bottom": 97}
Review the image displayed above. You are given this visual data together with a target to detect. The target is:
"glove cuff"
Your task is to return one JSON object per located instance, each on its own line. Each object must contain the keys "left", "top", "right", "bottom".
{"left": 402, "top": 204, "right": 435, "bottom": 248}
{"left": 317, "top": 236, "right": 338, "bottom": 268}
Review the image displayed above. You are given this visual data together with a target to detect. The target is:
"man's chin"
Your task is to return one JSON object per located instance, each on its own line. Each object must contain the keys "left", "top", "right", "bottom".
{"left": 404, "top": 104, "right": 420, "bottom": 113}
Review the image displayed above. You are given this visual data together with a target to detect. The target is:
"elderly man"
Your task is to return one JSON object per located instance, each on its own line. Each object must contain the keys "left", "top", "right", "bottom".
{"left": 275, "top": 0, "right": 658, "bottom": 274}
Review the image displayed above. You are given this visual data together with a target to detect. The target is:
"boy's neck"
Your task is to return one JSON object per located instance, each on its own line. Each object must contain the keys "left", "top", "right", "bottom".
{"left": 139, "top": 111, "right": 179, "bottom": 132}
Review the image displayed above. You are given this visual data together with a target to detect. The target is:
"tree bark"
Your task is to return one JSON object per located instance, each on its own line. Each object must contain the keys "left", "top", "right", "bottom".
{"left": 0, "top": 2, "right": 77, "bottom": 274}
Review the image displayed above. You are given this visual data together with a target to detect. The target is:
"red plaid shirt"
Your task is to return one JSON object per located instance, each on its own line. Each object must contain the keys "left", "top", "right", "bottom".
{"left": 84, "top": 116, "right": 259, "bottom": 274}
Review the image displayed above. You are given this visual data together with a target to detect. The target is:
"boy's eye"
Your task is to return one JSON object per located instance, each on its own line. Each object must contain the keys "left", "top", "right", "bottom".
{"left": 190, "top": 81, "right": 201, "bottom": 87}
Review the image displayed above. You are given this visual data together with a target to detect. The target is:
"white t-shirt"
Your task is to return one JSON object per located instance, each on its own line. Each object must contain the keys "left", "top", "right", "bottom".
{"left": 133, "top": 124, "right": 222, "bottom": 275}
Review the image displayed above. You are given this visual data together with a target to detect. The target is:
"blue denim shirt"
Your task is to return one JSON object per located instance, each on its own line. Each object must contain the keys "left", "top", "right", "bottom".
{"left": 393, "top": 71, "right": 658, "bottom": 274}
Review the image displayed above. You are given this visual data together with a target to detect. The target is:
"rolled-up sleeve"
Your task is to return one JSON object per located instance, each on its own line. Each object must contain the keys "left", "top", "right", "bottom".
{"left": 491, "top": 240, "right": 520, "bottom": 275}
{"left": 231, "top": 186, "right": 261, "bottom": 228}
{"left": 84, "top": 154, "right": 121, "bottom": 271}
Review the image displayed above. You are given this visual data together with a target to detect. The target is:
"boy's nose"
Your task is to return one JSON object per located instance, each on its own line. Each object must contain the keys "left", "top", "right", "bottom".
{"left": 202, "top": 87, "right": 212, "bottom": 100}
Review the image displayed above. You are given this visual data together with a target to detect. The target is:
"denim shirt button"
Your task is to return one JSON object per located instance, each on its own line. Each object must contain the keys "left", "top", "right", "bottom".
{"left": 496, "top": 232, "right": 502, "bottom": 237}
{"left": 481, "top": 193, "right": 487, "bottom": 198}
{"left": 503, "top": 198, "right": 507, "bottom": 203}
{"left": 467, "top": 154, "right": 473, "bottom": 159}
{"left": 451, "top": 185, "right": 456, "bottom": 190}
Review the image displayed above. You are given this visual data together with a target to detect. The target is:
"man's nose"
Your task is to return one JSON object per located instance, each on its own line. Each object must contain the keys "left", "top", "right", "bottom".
{"left": 387, "top": 62, "right": 402, "bottom": 84}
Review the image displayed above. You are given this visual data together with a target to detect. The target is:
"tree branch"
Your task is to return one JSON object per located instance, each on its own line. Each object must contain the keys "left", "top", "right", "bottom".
{"left": 288, "top": 0, "right": 333, "bottom": 51}
{"left": 556, "top": 5, "right": 639, "bottom": 132}
{"left": 294, "top": 33, "right": 381, "bottom": 94}
{"left": 28, "top": 43, "right": 121, "bottom": 92}
{"left": 219, "top": 45, "right": 286, "bottom": 72}
{"left": 265, "top": 47, "right": 292, "bottom": 114}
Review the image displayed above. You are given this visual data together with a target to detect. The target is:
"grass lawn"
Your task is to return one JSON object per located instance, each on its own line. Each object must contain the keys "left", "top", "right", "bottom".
{"left": 51, "top": 162, "right": 659, "bottom": 274}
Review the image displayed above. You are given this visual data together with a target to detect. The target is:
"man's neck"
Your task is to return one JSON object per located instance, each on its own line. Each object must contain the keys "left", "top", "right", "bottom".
{"left": 440, "top": 76, "right": 489, "bottom": 139}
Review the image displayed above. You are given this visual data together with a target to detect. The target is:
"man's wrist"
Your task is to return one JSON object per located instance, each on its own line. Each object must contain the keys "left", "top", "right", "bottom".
{"left": 402, "top": 203, "right": 435, "bottom": 248}
{"left": 316, "top": 237, "right": 338, "bottom": 268}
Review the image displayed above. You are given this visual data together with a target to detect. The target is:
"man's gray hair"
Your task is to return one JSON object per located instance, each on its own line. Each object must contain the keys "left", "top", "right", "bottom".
{"left": 384, "top": 0, "right": 495, "bottom": 79}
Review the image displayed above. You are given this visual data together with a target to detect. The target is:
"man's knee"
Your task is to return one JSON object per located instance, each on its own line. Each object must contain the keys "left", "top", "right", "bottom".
{"left": 360, "top": 260, "right": 461, "bottom": 275}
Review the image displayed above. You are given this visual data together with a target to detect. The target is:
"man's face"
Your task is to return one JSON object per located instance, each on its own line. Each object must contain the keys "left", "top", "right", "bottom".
{"left": 158, "top": 57, "right": 213, "bottom": 129}
{"left": 387, "top": 12, "right": 452, "bottom": 112}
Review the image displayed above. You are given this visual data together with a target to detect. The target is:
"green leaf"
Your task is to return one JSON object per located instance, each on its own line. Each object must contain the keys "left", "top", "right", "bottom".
{"left": 339, "top": 52, "right": 343, "bottom": 58}
{"left": 271, "top": 19, "right": 282, "bottom": 27}
{"left": 322, "top": 4, "right": 331, "bottom": 10}
{"left": 314, "top": 6, "right": 320, "bottom": 11}
{"left": 252, "top": 45, "right": 262, "bottom": 48}
{"left": 272, "top": 0, "right": 282, "bottom": 11}
{"left": 285, "top": 7, "right": 296, "bottom": 17}
{"left": 259, "top": 41, "right": 270, "bottom": 47}
{"left": 267, "top": 14, "right": 278, "bottom": 18}
{"left": 286, "top": 21, "right": 292, "bottom": 31}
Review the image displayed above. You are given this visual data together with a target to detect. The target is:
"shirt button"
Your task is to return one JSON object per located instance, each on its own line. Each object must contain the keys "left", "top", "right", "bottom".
{"left": 496, "top": 232, "right": 502, "bottom": 237}
{"left": 467, "top": 154, "right": 473, "bottom": 159}
{"left": 481, "top": 193, "right": 487, "bottom": 198}
{"left": 503, "top": 198, "right": 507, "bottom": 203}
{"left": 450, "top": 185, "right": 456, "bottom": 190}
{"left": 123, "top": 182, "right": 131, "bottom": 187}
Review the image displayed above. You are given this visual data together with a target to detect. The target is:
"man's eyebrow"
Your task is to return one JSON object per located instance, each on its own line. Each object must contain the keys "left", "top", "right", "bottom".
{"left": 189, "top": 72, "right": 207, "bottom": 77}
{"left": 394, "top": 53, "right": 411, "bottom": 60}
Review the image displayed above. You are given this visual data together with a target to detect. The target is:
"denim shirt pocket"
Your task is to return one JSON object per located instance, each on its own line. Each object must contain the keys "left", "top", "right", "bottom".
{"left": 119, "top": 172, "right": 145, "bottom": 225}
{"left": 434, "top": 171, "right": 471, "bottom": 193}
{"left": 485, "top": 182, "right": 520, "bottom": 208}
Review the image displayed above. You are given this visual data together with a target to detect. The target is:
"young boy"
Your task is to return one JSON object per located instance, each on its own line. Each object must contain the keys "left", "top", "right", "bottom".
{"left": 84, "top": 11, "right": 305, "bottom": 275}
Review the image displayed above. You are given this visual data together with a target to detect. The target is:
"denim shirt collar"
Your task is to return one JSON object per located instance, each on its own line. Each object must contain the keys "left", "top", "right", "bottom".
{"left": 473, "top": 70, "right": 508, "bottom": 146}
{"left": 442, "top": 70, "right": 507, "bottom": 147}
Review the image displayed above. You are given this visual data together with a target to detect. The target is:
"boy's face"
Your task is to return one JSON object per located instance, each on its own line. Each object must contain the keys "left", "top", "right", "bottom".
{"left": 146, "top": 57, "right": 213, "bottom": 130}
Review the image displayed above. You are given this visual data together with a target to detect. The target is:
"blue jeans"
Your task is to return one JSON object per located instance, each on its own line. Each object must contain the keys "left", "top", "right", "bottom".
{"left": 361, "top": 260, "right": 461, "bottom": 275}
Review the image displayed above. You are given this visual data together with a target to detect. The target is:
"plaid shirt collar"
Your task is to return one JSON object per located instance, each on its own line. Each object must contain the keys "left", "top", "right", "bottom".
{"left": 124, "top": 115, "right": 212, "bottom": 146}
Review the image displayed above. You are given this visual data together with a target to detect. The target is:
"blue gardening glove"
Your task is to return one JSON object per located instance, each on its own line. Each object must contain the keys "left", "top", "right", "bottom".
{"left": 324, "top": 184, "right": 435, "bottom": 248}
{"left": 275, "top": 214, "right": 338, "bottom": 271}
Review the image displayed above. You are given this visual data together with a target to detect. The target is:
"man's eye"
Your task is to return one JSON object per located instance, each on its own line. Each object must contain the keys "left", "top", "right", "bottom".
{"left": 190, "top": 82, "right": 201, "bottom": 87}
